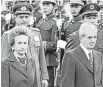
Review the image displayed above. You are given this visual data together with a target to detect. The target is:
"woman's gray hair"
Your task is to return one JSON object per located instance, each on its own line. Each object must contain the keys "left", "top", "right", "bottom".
{"left": 8, "top": 26, "right": 32, "bottom": 46}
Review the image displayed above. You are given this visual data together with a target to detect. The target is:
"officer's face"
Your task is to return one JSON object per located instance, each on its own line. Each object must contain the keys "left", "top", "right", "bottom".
{"left": 13, "top": 35, "right": 29, "bottom": 56}
{"left": 70, "top": 4, "right": 82, "bottom": 17}
{"left": 42, "top": 3, "right": 54, "bottom": 16}
{"left": 80, "top": 28, "right": 97, "bottom": 50}
{"left": 15, "top": 14, "right": 30, "bottom": 26}
{"left": 83, "top": 14, "right": 98, "bottom": 25}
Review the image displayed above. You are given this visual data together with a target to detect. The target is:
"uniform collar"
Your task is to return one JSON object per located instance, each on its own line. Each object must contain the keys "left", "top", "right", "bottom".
{"left": 44, "top": 14, "right": 56, "bottom": 20}
{"left": 71, "top": 16, "right": 81, "bottom": 23}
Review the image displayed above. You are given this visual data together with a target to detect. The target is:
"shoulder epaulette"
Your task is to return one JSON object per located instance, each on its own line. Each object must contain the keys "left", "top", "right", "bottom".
{"left": 30, "top": 27, "right": 40, "bottom": 32}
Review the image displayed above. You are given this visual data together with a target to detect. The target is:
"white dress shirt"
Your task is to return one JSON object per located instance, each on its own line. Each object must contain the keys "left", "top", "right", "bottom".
{"left": 80, "top": 44, "right": 92, "bottom": 60}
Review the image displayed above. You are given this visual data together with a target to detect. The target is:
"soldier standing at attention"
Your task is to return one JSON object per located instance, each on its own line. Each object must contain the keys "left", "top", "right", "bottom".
{"left": 1, "top": 3, "right": 49, "bottom": 87}
{"left": 64, "top": 0, "right": 84, "bottom": 42}
{"left": 36, "top": 0, "right": 58, "bottom": 87}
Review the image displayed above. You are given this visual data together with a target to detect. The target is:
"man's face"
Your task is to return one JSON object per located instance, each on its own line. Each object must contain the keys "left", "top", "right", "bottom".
{"left": 81, "top": 29, "right": 97, "bottom": 50}
{"left": 15, "top": 14, "right": 30, "bottom": 26}
{"left": 70, "top": 4, "right": 82, "bottom": 17}
{"left": 83, "top": 14, "right": 98, "bottom": 25}
{"left": 13, "top": 35, "right": 29, "bottom": 56}
{"left": 42, "top": 2, "right": 54, "bottom": 16}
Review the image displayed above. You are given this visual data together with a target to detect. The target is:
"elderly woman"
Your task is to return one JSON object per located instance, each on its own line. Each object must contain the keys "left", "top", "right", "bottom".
{"left": 1, "top": 26, "right": 48, "bottom": 87}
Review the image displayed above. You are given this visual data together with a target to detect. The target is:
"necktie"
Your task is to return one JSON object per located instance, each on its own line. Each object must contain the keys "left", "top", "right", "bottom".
{"left": 88, "top": 52, "right": 94, "bottom": 70}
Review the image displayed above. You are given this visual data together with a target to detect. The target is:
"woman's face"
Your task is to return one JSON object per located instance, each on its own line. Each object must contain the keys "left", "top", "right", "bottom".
{"left": 13, "top": 35, "right": 28, "bottom": 56}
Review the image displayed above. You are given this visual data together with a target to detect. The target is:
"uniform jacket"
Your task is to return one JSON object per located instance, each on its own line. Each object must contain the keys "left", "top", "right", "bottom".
{"left": 37, "top": 14, "right": 58, "bottom": 66}
{"left": 1, "top": 52, "right": 36, "bottom": 87}
{"left": 66, "top": 29, "right": 103, "bottom": 54}
{"left": 1, "top": 27, "right": 49, "bottom": 87}
{"left": 64, "top": 16, "right": 82, "bottom": 41}
{"left": 61, "top": 45, "right": 103, "bottom": 87}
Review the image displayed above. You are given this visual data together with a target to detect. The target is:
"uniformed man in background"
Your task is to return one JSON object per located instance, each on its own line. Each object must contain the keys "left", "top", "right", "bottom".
{"left": 1, "top": 3, "right": 49, "bottom": 87}
{"left": 36, "top": 0, "right": 58, "bottom": 87}
{"left": 64, "top": 0, "right": 84, "bottom": 42}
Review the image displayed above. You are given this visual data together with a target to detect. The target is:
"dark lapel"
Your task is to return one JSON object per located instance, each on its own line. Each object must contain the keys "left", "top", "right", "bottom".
{"left": 92, "top": 50, "right": 99, "bottom": 76}
{"left": 76, "top": 45, "right": 94, "bottom": 73}
{"left": 7, "top": 52, "right": 28, "bottom": 78}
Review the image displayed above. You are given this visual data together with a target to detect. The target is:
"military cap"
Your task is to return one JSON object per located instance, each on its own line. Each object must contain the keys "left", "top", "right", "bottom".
{"left": 42, "top": 0, "right": 56, "bottom": 5}
{"left": 79, "top": 3, "right": 100, "bottom": 15}
{"left": 13, "top": 3, "right": 33, "bottom": 15}
{"left": 69, "top": 0, "right": 84, "bottom": 6}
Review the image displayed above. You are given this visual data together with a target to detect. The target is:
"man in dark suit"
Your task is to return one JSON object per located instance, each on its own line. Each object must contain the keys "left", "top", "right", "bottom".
{"left": 61, "top": 22, "right": 103, "bottom": 87}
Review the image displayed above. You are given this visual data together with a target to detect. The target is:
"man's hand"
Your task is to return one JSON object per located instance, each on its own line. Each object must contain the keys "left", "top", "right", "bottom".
{"left": 42, "top": 80, "right": 48, "bottom": 87}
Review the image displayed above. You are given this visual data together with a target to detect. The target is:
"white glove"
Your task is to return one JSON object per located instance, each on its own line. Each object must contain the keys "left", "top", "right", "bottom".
{"left": 57, "top": 40, "right": 67, "bottom": 49}
{"left": 56, "top": 19, "right": 63, "bottom": 29}
{"left": 42, "top": 80, "right": 48, "bottom": 87}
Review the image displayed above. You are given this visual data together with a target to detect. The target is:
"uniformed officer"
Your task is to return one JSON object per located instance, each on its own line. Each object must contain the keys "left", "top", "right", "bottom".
{"left": 66, "top": 3, "right": 103, "bottom": 54}
{"left": 36, "top": 0, "right": 58, "bottom": 87}
{"left": 64, "top": 0, "right": 84, "bottom": 42}
{"left": 1, "top": 3, "right": 49, "bottom": 87}
{"left": 79, "top": 3, "right": 100, "bottom": 25}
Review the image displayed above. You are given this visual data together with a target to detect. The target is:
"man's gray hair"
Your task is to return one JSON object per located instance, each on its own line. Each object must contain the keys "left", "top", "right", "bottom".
{"left": 79, "top": 22, "right": 98, "bottom": 37}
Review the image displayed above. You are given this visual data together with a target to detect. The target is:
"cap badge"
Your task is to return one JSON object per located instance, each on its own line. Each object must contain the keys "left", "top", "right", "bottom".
{"left": 21, "top": 6, "right": 27, "bottom": 11}
{"left": 90, "top": 5, "right": 94, "bottom": 10}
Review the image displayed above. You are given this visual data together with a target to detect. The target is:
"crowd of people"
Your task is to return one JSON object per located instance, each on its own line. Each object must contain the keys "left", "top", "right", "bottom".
{"left": 1, "top": 0, "right": 103, "bottom": 87}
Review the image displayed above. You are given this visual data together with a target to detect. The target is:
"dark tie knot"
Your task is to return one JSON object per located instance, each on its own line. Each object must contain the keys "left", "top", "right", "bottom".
{"left": 88, "top": 52, "right": 94, "bottom": 70}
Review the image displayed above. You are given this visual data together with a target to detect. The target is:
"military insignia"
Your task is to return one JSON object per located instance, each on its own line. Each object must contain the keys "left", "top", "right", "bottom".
{"left": 33, "top": 36, "right": 40, "bottom": 41}
{"left": 21, "top": 6, "right": 27, "bottom": 11}
{"left": 90, "top": 5, "right": 94, "bottom": 10}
